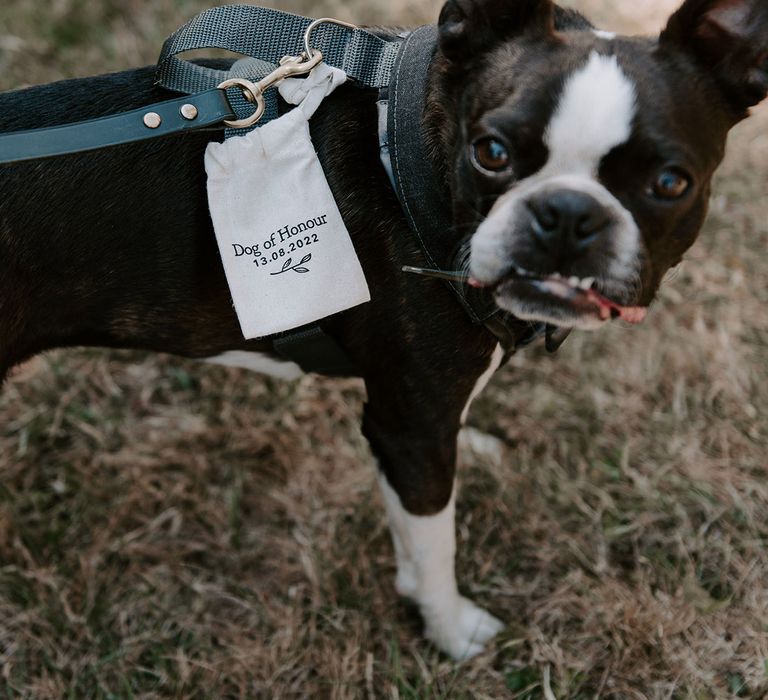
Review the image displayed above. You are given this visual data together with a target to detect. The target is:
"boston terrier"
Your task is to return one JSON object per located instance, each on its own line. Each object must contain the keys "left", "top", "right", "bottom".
{"left": 1, "top": 0, "right": 766, "bottom": 660}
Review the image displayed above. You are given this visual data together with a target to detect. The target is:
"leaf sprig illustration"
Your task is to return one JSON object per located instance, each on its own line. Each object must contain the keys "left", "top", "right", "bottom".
{"left": 270, "top": 253, "right": 312, "bottom": 276}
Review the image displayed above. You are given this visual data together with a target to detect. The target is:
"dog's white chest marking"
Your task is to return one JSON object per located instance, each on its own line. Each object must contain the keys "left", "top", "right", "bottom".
{"left": 461, "top": 344, "right": 504, "bottom": 424}
{"left": 204, "top": 351, "right": 303, "bottom": 380}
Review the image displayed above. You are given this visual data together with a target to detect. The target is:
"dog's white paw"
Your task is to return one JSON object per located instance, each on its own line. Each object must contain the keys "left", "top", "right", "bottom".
{"left": 424, "top": 596, "right": 504, "bottom": 661}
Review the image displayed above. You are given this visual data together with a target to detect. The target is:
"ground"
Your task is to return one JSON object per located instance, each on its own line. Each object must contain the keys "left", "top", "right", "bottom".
{"left": 1, "top": 0, "right": 767, "bottom": 698}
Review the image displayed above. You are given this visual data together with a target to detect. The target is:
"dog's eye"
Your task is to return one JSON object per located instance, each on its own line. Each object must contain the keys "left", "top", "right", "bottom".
{"left": 472, "top": 137, "right": 511, "bottom": 173}
{"left": 651, "top": 169, "right": 691, "bottom": 200}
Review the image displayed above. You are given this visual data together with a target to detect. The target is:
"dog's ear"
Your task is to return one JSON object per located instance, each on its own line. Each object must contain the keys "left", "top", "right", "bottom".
{"left": 660, "top": 0, "right": 768, "bottom": 115}
{"left": 438, "top": 0, "right": 556, "bottom": 60}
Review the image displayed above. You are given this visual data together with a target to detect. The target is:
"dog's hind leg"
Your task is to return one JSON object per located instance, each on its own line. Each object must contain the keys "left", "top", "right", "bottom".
{"left": 363, "top": 345, "right": 505, "bottom": 660}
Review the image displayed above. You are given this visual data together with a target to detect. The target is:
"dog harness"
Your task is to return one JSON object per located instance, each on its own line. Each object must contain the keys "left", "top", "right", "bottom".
{"left": 0, "top": 6, "right": 553, "bottom": 375}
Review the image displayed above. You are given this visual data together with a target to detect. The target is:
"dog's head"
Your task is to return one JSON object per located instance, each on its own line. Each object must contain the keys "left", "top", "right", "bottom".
{"left": 433, "top": 0, "right": 768, "bottom": 329}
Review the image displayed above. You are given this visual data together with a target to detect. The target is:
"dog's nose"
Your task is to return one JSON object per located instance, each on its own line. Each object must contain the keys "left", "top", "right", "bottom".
{"left": 527, "top": 190, "right": 608, "bottom": 254}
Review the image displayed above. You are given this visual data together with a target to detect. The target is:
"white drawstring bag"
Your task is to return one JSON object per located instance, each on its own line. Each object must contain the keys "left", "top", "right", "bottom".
{"left": 205, "top": 64, "right": 370, "bottom": 339}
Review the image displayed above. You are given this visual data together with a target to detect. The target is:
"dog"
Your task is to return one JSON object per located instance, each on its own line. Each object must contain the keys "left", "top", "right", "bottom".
{"left": 1, "top": 0, "right": 766, "bottom": 661}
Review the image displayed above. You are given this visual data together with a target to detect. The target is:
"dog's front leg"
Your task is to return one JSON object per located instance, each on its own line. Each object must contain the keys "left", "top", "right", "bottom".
{"left": 363, "top": 347, "right": 504, "bottom": 660}
{"left": 377, "top": 475, "right": 504, "bottom": 660}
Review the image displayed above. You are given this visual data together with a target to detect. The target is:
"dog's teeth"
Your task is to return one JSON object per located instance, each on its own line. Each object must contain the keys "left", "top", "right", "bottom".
{"left": 580, "top": 277, "right": 596, "bottom": 290}
{"left": 552, "top": 272, "right": 563, "bottom": 279}
{"left": 569, "top": 276, "right": 580, "bottom": 287}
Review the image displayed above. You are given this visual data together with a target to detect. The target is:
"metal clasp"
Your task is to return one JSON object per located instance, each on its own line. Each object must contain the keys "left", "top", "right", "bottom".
{"left": 303, "top": 17, "right": 358, "bottom": 58}
{"left": 218, "top": 50, "right": 324, "bottom": 129}
{"left": 217, "top": 16, "right": 359, "bottom": 130}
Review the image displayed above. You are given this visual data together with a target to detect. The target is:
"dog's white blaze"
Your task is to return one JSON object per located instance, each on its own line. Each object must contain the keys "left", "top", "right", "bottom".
{"left": 378, "top": 475, "right": 503, "bottom": 660}
{"left": 204, "top": 351, "right": 303, "bottom": 380}
{"left": 461, "top": 344, "right": 504, "bottom": 424}
{"left": 544, "top": 52, "right": 637, "bottom": 177}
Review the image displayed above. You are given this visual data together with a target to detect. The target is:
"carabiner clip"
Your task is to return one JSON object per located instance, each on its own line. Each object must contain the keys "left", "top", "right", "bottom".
{"left": 217, "top": 16, "right": 358, "bottom": 130}
{"left": 218, "top": 48, "right": 324, "bottom": 129}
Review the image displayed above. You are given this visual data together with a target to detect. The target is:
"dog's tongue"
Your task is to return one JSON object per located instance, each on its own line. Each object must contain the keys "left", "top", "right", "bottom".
{"left": 579, "top": 285, "right": 648, "bottom": 324}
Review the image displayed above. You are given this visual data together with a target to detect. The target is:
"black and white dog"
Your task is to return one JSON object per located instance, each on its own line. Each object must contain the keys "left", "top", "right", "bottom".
{"left": 1, "top": 0, "right": 766, "bottom": 660}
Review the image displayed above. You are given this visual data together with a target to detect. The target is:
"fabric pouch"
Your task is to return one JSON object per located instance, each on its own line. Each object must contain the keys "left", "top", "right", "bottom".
{"left": 205, "top": 64, "right": 370, "bottom": 339}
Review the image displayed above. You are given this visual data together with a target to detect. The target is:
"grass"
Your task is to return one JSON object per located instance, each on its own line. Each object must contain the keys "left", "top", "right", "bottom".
{"left": 1, "top": 0, "right": 767, "bottom": 697}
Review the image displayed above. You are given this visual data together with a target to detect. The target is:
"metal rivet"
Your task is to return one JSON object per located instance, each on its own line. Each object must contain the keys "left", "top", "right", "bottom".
{"left": 180, "top": 103, "right": 198, "bottom": 121}
{"left": 143, "top": 112, "right": 162, "bottom": 129}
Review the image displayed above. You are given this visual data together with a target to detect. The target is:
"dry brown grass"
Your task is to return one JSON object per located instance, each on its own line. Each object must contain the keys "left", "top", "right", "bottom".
{"left": 1, "top": 1, "right": 767, "bottom": 698}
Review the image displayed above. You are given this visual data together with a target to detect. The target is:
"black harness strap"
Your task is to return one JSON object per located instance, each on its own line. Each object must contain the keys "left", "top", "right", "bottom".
{"left": 388, "top": 26, "right": 493, "bottom": 324}
{"left": 385, "top": 26, "right": 546, "bottom": 355}
{"left": 273, "top": 325, "right": 355, "bottom": 377}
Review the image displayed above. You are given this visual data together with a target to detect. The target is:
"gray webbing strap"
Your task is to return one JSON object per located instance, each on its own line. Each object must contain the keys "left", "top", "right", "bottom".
{"left": 156, "top": 5, "right": 401, "bottom": 132}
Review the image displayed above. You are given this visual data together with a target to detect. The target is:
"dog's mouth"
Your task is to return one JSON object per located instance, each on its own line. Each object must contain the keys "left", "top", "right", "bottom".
{"left": 471, "top": 268, "right": 648, "bottom": 326}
